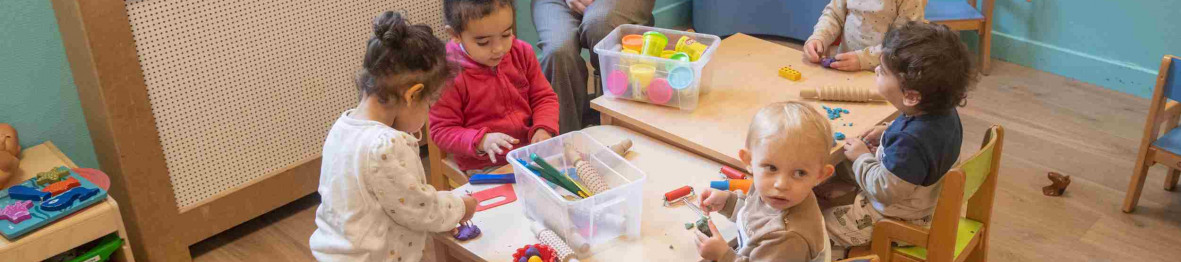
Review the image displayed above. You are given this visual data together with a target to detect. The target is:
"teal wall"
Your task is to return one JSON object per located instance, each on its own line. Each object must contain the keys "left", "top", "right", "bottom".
{"left": 0, "top": 1, "right": 99, "bottom": 168}
{"left": 944, "top": 0, "right": 1181, "bottom": 98}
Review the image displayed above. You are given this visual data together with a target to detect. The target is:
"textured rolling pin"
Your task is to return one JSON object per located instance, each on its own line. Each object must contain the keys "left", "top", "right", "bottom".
{"left": 800, "top": 86, "right": 884, "bottom": 102}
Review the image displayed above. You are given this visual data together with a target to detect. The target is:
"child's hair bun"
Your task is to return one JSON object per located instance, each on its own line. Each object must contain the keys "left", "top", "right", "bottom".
{"left": 373, "top": 11, "right": 409, "bottom": 49}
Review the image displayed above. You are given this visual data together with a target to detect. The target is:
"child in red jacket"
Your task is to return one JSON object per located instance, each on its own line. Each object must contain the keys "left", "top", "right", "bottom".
{"left": 431, "top": 0, "right": 560, "bottom": 173}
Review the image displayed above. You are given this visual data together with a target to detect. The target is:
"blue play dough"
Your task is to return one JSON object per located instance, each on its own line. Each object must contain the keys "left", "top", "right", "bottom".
{"left": 835, "top": 132, "right": 846, "bottom": 140}
{"left": 667, "top": 66, "right": 694, "bottom": 90}
{"left": 518, "top": 257, "right": 528, "bottom": 262}
{"left": 526, "top": 246, "right": 540, "bottom": 257}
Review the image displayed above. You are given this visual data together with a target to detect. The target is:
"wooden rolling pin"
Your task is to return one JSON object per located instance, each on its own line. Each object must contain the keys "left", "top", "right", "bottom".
{"left": 800, "top": 86, "right": 885, "bottom": 102}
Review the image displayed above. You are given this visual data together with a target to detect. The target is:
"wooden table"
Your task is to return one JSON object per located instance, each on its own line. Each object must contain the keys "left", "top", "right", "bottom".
{"left": 432, "top": 125, "right": 738, "bottom": 261}
{"left": 0, "top": 142, "right": 135, "bottom": 262}
{"left": 592, "top": 33, "right": 899, "bottom": 168}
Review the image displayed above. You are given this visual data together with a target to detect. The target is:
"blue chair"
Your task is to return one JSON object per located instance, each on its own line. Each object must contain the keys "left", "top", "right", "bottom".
{"left": 1124, "top": 55, "right": 1181, "bottom": 213}
{"left": 926, "top": 0, "right": 994, "bottom": 74}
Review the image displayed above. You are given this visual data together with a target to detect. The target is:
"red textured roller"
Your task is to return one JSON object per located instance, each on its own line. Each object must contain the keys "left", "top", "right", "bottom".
{"left": 720, "top": 166, "right": 748, "bottom": 179}
{"left": 664, "top": 186, "right": 693, "bottom": 202}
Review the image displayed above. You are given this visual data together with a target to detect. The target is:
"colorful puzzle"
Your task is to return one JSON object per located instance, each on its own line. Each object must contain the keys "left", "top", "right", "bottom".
{"left": 0, "top": 166, "right": 108, "bottom": 239}
{"left": 779, "top": 66, "right": 801, "bottom": 81}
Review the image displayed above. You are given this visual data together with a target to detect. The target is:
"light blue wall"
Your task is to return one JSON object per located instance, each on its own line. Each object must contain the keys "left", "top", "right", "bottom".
{"left": 0, "top": 1, "right": 99, "bottom": 168}
{"left": 945, "top": 0, "right": 1181, "bottom": 98}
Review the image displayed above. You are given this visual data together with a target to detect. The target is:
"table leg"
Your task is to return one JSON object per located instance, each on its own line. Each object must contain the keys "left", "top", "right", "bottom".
{"left": 600, "top": 114, "right": 614, "bottom": 126}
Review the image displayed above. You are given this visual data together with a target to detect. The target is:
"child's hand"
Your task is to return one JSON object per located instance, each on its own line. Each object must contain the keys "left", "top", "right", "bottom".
{"left": 860, "top": 125, "right": 888, "bottom": 148}
{"left": 693, "top": 220, "right": 729, "bottom": 261}
{"left": 460, "top": 195, "right": 477, "bottom": 224}
{"left": 803, "top": 40, "right": 825, "bottom": 63}
{"left": 698, "top": 188, "right": 731, "bottom": 213}
{"left": 478, "top": 133, "right": 518, "bottom": 163}
{"left": 531, "top": 129, "right": 553, "bottom": 144}
{"left": 830, "top": 52, "right": 861, "bottom": 71}
{"left": 843, "top": 138, "right": 872, "bottom": 161}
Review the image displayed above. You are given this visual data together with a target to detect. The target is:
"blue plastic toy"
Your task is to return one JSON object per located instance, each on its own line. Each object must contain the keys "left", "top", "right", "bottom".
{"left": 469, "top": 173, "right": 515, "bottom": 184}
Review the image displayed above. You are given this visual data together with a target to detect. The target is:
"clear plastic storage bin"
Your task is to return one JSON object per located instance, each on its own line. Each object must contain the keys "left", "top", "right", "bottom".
{"left": 508, "top": 131, "right": 647, "bottom": 257}
{"left": 593, "top": 24, "right": 720, "bottom": 110}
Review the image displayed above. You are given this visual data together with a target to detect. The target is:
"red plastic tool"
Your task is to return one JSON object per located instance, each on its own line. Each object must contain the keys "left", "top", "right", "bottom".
{"left": 471, "top": 184, "right": 516, "bottom": 212}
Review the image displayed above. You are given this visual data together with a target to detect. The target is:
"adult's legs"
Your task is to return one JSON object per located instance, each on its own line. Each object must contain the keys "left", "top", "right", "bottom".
{"left": 578, "top": 0, "right": 655, "bottom": 125}
{"left": 533, "top": 0, "right": 589, "bottom": 133}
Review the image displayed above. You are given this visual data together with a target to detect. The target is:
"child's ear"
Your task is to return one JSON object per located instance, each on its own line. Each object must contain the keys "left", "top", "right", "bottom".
{"left": 902, "top": 89, "right": 922, "bottom": 108}
{"left": 403, "top": 83, "right": 424, "bottom": 105}
{"left": 445, "top": 26, "right": 460, "bottom": 40}
{"left": 819, "top": 164, "right": 836, "bottom": 182}
{"left": 739, "top": 149, "right": 752, "bottom": 169}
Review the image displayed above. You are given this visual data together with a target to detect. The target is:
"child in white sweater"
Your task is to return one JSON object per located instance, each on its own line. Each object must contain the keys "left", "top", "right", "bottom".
{"left": 309, "top": 11, "right": 476, "bottom": 262}
{"left": 803, "top": 0, "right": 926, "bottom": 71}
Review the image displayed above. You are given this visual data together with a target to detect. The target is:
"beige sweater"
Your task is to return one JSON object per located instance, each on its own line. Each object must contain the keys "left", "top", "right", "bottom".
{"left": 807, "top": 0, "right": 926, "bottom": 70}
{"left": 718, "top": 188, "right": 829, "bottom": 262}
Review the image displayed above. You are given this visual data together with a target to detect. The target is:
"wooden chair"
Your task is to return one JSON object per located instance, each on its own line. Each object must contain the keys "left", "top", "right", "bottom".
{"left": 870, "top": 125, "right": 1004, "bottom": 262}
{"left": 926, "top": 0, "right": 995, "bottom": 75}
{"left": 1123, "top": 55, "right": 1181, "bottom": 213}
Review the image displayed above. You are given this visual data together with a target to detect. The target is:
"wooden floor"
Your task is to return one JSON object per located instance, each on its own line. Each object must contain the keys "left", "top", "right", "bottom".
{"left": 191, "top": 51, "right": 1181, "bottom": 261}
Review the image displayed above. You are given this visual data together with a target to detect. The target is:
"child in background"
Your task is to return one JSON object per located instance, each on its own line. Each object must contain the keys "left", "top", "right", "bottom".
{"left": 825, "top": 21, "right": 976, "bottom": 257}
{"left": 430, "top": 0, "right": 560, "bottom": 174}
{"left": 309, "top": 11, "right": 476, "bottom": 262}
{"left": 803, "top": 0, "right": 925, "bottom": 71}
{"left": 695, "top": 102, "right": 835, "bottom": 262}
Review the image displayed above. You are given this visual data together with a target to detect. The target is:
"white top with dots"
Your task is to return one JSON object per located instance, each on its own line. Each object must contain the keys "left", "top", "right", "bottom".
{"left": 807, "top": 0, "right": 927, "bottom": 70}
{"left": 310, "top": 110, "right": 466, "bottom": 262}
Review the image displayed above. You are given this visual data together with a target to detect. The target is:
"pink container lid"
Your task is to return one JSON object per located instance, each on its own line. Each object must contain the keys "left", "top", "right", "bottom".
{"left": 607, "top": 70, "right": 629, "bottom": 96}
{"left": 648, "top": 78, "right": 673, "bottom": 105}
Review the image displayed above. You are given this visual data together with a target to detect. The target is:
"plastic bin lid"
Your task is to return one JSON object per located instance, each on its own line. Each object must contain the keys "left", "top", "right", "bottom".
{"left": 648, "top": 78, "right": 673, "bottom": 104}
{"left": 667, "top": 66, "right": 694, "bottom": 90}
{"left": 607, "top": 70, "right": 629, "bottom": 96}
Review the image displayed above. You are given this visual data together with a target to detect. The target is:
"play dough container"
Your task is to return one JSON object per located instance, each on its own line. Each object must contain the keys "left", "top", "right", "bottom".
{"left": 628, "top": 64, "right": 656, "bottom": 100}
{"left": 640, "top": 31, "right": 668, "bottom": 57}
{"left": 621, "top": 34, "right": 644, "bottom": 53}
{"left": 675, "top": 35, "right": 709, "bottom": 62}
{"left": 594, "top": 25, "right": 720, "bottom": 110}
{"left": 509, "top": 131, "right": 647, "bottom": 257}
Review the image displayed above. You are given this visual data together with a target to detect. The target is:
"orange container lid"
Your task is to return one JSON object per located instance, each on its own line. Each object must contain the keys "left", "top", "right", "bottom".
{"left": 622, "top": 35, "right": 644, "bottom": 51}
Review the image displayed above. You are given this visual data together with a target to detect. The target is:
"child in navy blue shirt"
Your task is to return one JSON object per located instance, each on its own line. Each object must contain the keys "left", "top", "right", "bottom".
{"left": 822, "top": 21, "right": 978, "bottom": 257}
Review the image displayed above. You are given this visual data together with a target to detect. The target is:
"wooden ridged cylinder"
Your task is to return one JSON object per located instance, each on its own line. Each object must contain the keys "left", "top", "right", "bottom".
{"left": 800, "top": 86, "right": 885, "bottom": 102}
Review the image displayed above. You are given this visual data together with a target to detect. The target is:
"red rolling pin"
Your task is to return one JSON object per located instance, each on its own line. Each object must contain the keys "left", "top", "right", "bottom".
{"left": 720, "top": 166, "right": 749, "bottom": 179}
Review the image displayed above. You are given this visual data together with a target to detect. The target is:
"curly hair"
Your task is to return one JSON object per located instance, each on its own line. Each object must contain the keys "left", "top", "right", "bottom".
{"left": 355, "top": 11, "right": 455, "bottom": 104}
{"left": 880, "top": 21, "right": 978, "bottom": 113}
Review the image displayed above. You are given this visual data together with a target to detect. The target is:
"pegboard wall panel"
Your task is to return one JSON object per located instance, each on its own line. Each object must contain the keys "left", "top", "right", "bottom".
{"left": 123, "top": 0, "right": 446, "bottom": 209}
